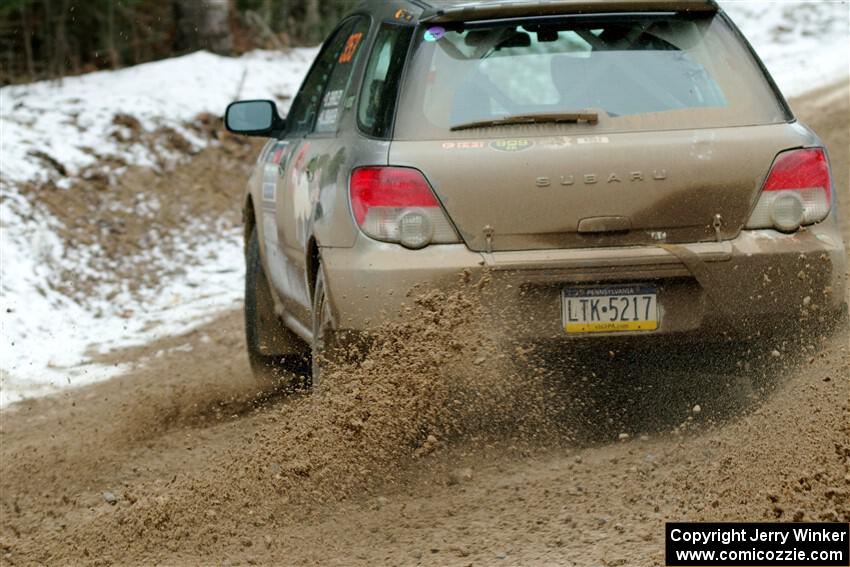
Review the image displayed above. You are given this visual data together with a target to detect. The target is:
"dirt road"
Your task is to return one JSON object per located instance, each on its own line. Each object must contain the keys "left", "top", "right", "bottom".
{"left": 1, "top": 82, "right": 849, "bottom": 567}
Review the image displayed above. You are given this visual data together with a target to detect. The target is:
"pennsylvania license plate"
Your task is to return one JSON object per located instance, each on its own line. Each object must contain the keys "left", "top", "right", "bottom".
{"left": 562, "top": 285, "right": 658, "bottom": 334}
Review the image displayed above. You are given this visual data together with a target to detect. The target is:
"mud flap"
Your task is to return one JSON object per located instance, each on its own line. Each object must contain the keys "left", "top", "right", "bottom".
{"left": 658, "top": 243, "right": 734, "bottom": 325}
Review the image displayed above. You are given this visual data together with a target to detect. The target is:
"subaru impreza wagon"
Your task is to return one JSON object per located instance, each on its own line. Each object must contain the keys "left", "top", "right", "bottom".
{"left": 224, "top": 0, "right": 847, "bottom": 386}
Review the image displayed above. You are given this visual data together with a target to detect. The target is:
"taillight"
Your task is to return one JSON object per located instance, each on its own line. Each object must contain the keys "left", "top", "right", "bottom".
{"left": 746, "top": 148, "right": 832, "bottom": 232}
{"left": 350, "top": 167, "right": 460, "bottom": 249}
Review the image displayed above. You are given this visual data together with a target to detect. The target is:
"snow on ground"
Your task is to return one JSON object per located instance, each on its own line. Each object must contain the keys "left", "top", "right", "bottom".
{"left": 1, "top": 49, "right": 316, "bottom": 406}
{"left": 721, "top": 0, "right": 850, "bottom": 97}
{"left": 1, "top": 207, "right": 245, "bottom": 404}
{"left": 0, "top": 49, "right": 316, "bottom": 186}
{"left": 1, "top": 3, "right": 849, "bottom": 406}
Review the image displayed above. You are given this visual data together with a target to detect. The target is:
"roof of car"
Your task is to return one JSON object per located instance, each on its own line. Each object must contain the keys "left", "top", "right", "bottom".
{"left": 356, "top": 0, "right": 719, "bottom": 24}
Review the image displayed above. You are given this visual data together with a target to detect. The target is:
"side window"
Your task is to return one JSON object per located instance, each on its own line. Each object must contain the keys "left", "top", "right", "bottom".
{"left": 286, "top": 18, "right": 362, "bottom": 136}
{"left": 358, "top": 23, "right": 414, "bottom": 139}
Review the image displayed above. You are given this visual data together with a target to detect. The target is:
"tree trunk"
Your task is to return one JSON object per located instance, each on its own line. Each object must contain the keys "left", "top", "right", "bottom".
{"left": 173, "top": 0, "right": 233, "bottom": 55}
{"left": 305, "top": 0, "right": 320, "bottom": 44}
{"left": 54, "top": 0, "right": 71, "bottom": 78}
{"left": 42, "top": 0, "right": 54, "bottom": 77}
{"left": 276, "top": 0, "right": 293, "bottom": 46}
{"left": 21, "top": 3, "right": 36, "bottom": 80}
{"left": 107, "top": 0, "right": 119, "bottom": 69}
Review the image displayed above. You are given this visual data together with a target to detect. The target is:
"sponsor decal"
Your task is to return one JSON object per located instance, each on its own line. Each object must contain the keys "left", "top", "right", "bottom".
{"left": 339, "top": 32, "right": 363, "bottom": 64}
{"left": 539, "top": 135, "right": 611, "bottom": 149}
{"left": 291, "top": 142, "right": 310, "bottom": 184}
{"left": 262, "top": 181, "right": 275, "bottom": 202}
{"left": 751, "top": 230, "right": 781, "bottom": 241}
{"left": 322, "top": 89, "right": 343, "bottom": 109}
{"left": 424, "top": 26, "right": 445, "bottom": 42}
{"left": 262, "top": 210, "right": 277, "bottom": 246}
{"left": 262, "top": 141, "right": 289, "bottom": 203}
{"left": 317, "top": 107, "right": 339, "bottom": 127}
{"left": 490, "top": 138, "right": 534, "bottom": 152}
{"left": 442, "top": 140, "right": 486, "bottom": 150}
{"left": 317, "top": 89, "right": 344, "bottom": 128}
{"left": 815, "top": 233, "right": 835, "bottom": 245}
{"left": 538, "top": 136, "right": 571, "bottom": 149}
{"left": 393, "top": 9, "right": 413, "bottom": 22}
{"left": 576, "top": 135, "right": 610, "bottom": 145}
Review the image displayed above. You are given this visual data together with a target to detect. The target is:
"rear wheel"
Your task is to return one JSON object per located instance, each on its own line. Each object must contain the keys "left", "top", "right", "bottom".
{"left": 244, "top": 226, "right": 309, "bottom": 390}
{"left": 310, "top": 263, "right": 334, "bottom": 387}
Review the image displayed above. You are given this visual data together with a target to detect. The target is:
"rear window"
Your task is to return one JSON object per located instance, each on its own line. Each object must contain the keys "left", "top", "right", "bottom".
{"left": 394, "top": 13, "right": 789, "bottom": 139}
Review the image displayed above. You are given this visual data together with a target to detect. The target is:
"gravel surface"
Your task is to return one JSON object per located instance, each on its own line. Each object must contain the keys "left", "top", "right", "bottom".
{"left": 0, "top": 81, "right": 848, "bottom": 567}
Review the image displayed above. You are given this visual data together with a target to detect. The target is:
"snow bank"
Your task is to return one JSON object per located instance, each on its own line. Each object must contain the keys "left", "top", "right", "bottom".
{"left": 0, "top": 49, "right": 316, "bottom": 186}
{"left": 1, "top": 49, "right": 316, "bottom": 406}
{"left": 722, "top": 0, "right": 850, "bottom": 97}
{"left": 1, "top": 209, "right": 245, "bottom": 404}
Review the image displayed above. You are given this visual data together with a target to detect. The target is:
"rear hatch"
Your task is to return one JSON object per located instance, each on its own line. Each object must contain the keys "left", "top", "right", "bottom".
{"left": 391, "top": 126, "right": 806, "bottom": 251}
{"left": 389, "top": 7, "right": 794, "bottom": 251}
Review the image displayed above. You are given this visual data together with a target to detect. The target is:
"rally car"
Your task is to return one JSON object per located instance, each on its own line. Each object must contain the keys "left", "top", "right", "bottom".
{"left": 225, "top": 0, "right": 848, "bottom": 387}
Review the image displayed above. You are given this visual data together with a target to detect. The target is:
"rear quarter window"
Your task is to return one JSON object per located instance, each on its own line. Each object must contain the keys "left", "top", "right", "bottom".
{"left": 394, "top": 13, "right": 789, "bottom": 139}
{"left": 358, "top": 22, "right": 415, "bottom": 139}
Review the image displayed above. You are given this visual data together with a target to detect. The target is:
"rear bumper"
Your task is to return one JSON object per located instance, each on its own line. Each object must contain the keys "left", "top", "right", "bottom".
{"left": 322, "top": 225, "right": 848, "bottom": 340}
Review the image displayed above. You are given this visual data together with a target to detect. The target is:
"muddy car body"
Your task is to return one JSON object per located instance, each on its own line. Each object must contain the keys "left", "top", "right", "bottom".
{"left": 225, "top": 0, "right": 848, "bottom": 384}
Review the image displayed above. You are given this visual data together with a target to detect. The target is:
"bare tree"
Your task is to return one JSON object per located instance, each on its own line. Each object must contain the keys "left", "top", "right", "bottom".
{"left": 304, "top": 0, "right": 320, "bottom": 44}
{"left": 54, "top": 0, "right": 71, "bottom": 77}
{"left": 173, "top": 0, "right": 233, "bottom": 55}
{"left": 0, "top": 0, "right": 357, "bottom": 84}
{"left": 107, "top": 0, "right": 118, "bottom": 69}
{"left": 20, "top": 1, "right": 35, "bottom": 79}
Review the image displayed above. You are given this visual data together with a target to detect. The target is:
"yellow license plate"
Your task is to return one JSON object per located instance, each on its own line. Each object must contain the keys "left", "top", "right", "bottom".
{"left": 563, "top": 285, "right": 658, "bottom": 334}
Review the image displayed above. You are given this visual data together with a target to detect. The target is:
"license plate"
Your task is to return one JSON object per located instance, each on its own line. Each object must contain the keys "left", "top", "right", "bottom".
{"left": 562, "top": 285, "right": 658, "bottom": 334}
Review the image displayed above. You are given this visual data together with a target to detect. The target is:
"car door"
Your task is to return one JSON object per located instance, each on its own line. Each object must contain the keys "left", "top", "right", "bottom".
{"left": 267, "top": 15, "right": 371, "bottom": 326}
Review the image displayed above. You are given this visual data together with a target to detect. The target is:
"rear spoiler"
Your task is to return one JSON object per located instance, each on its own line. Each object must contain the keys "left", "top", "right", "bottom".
{"left": 420, "top": 0, "right": 718, "bottom": 23}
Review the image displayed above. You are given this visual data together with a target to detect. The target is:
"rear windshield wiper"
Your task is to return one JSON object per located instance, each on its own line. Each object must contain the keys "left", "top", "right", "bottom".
{"left": 450, "top": 111, "right": 599, "bottom": 131}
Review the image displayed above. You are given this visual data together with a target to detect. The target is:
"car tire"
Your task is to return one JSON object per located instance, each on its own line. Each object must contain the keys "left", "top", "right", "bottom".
{"left": 310, "top": 262, "right": 334, "bottom": 387}
{"left": 244, "top": 225, "right": 309, "bottom": 390}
